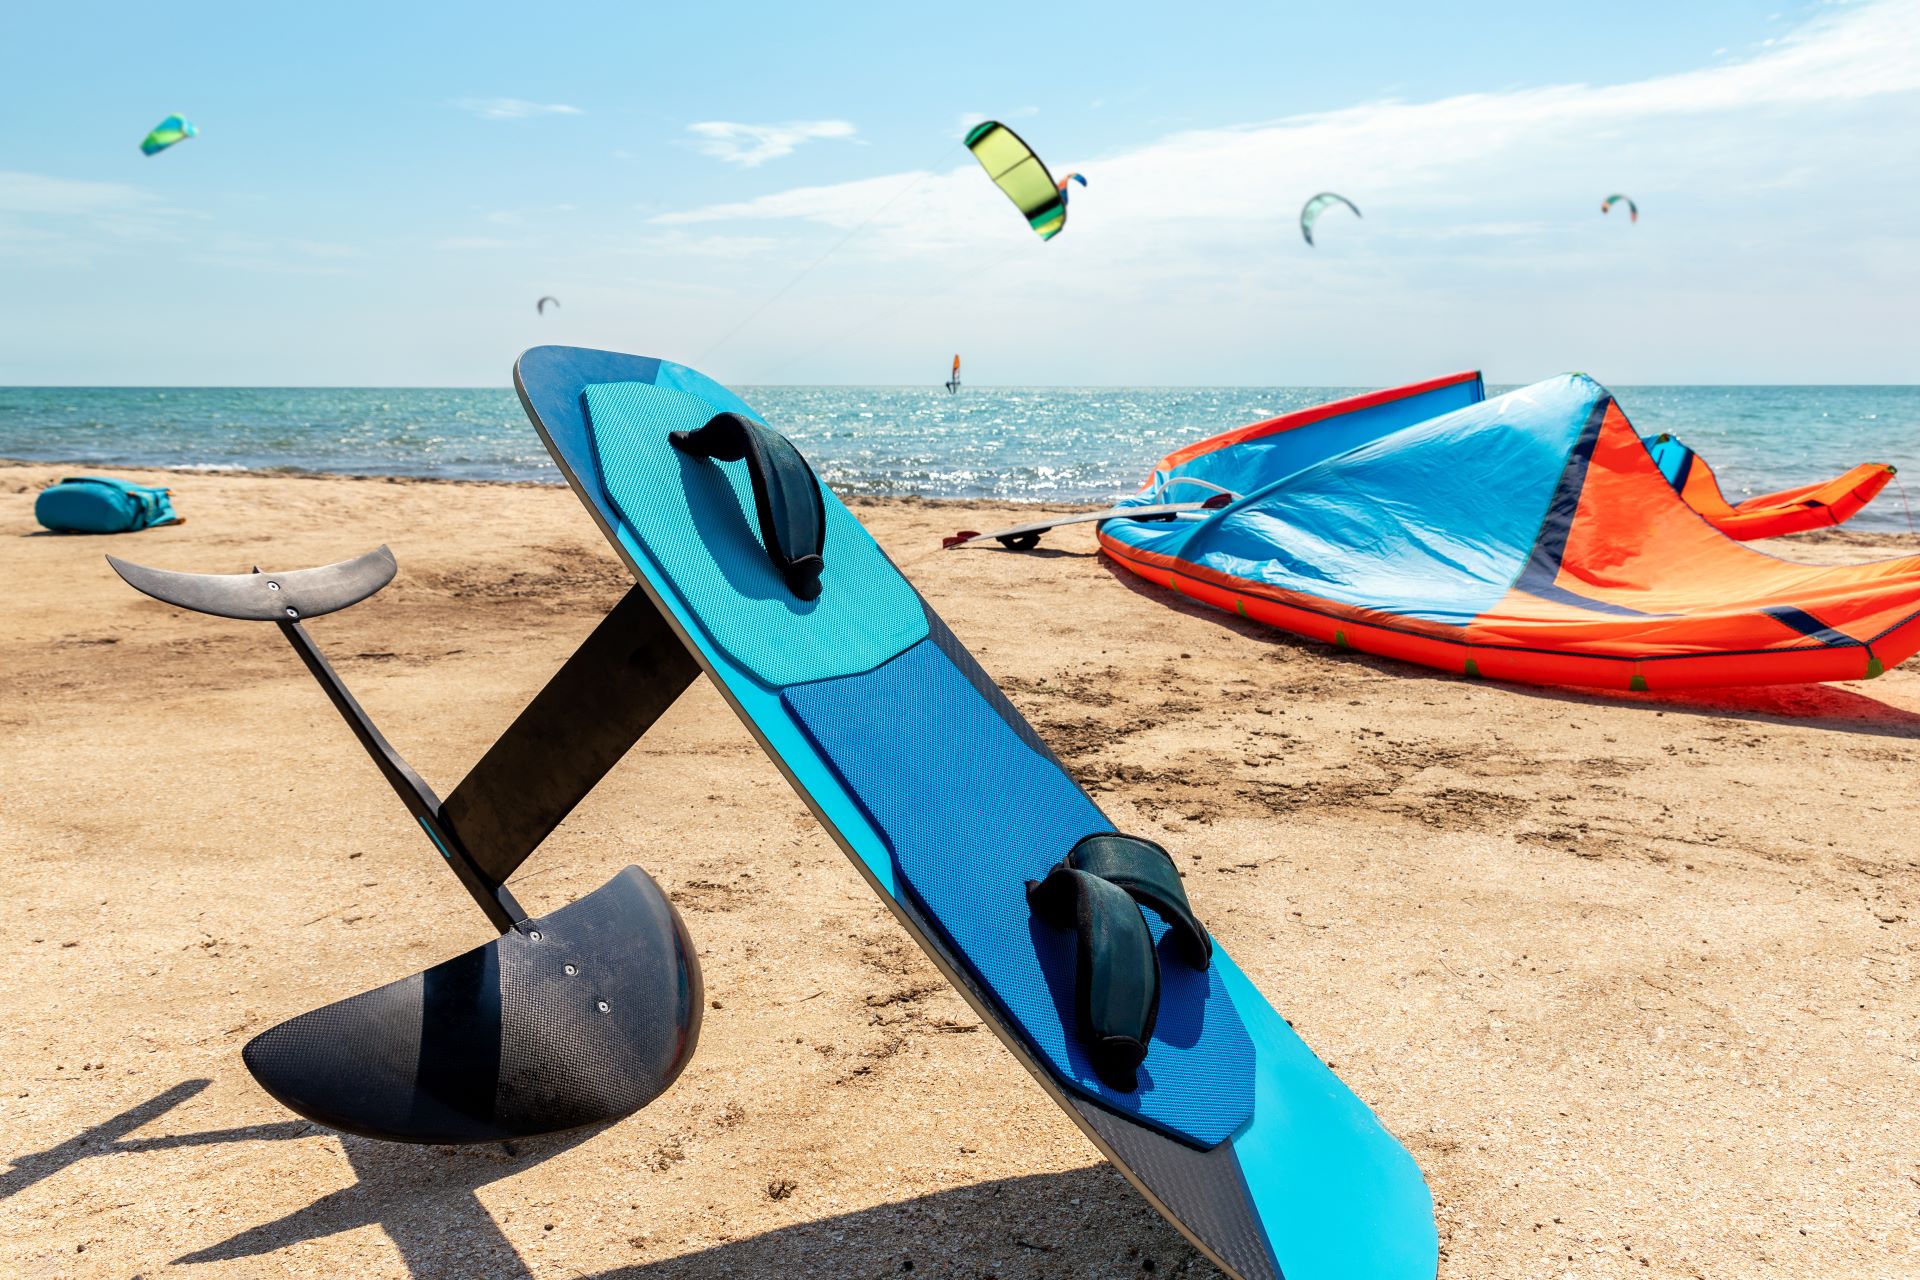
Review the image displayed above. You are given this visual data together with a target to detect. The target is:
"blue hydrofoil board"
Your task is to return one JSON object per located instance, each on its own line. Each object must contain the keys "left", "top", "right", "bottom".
{"left": 514, "top": 346, "right": 1435, "bottom": 1280}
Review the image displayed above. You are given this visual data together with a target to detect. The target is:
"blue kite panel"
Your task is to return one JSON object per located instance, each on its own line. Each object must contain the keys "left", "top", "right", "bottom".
{"left": 1132, "top": 375, "right": 1485, "bottom": 511}
{"left": 1646, "top": 435, "right": 1694, "bottom": 488}
{"left": 1104, "top": 375, "right": 1606, "bottom": 625}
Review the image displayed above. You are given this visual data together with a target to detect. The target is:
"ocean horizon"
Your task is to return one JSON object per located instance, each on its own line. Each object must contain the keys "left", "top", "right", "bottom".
{"left": 4, "top": 382, "right": 1917, "bottom": 531}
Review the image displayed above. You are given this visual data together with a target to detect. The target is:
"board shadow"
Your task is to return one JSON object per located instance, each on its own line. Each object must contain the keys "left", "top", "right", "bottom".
{"left": 174, "top": 1128, "right": 600, "bottom": 1277}
{"left": 581, "top": 1165, "right": 1217, "bottom": 1279}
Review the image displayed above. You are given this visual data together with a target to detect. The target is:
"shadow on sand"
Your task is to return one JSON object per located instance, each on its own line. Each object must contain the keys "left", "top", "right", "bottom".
{"left": 938, "top": 542, "right": 1097, "bottom": 561}
{"left": 1, "top": 1079, "right": 309, "bottom": 1204}
{"left": 1099, "top": 555, "right": 1920, "bottom": 740}
{"left": 6, "top": 1080, "right": 1210, "bottom": 1278}
{"left": 5, "top": 1079, "right": 599, "bottom": 1278}
{"left": 580, "top": 1164, "right": 1209, "bottom": 1279}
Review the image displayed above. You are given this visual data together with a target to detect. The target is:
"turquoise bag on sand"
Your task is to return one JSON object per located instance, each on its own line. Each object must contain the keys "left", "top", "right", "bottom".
{"left": 34, "top": 476, "right": 182, "bottom": 534}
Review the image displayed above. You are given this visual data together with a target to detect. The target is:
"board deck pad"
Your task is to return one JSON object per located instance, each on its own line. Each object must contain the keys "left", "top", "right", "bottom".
{"left": 514, "top": 346, "right": 1437, "bottom": 1280}
{"left": 581, "top": 381, "right": 927, "bottom": 685}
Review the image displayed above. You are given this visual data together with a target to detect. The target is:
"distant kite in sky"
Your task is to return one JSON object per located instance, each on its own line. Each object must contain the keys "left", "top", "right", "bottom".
{"left": 1056, "top": 172, "right": 1087, "bottom": 204}
{"left": 1299, "top": 192, "right": 1361, "bottom": 246}
{"left": 965, "top": 121, "right": 1068, "bottom": 240}
{"left": 141, "top": 115, "right": 198, "bottom": 157}
{"left": 1602, "top": 194, "right": 1639, "bottom": 224}
{"left": 536, "top": 295, "right": 560, "bottom": 315}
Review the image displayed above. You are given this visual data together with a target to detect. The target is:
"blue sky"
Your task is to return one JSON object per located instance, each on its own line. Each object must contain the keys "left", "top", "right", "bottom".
{"left": 3, "top": 0, "right": 1917, "bottom": 385}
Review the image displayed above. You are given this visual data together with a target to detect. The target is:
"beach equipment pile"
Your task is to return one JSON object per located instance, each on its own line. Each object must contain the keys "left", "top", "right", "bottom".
{"left": 103, "top": 347, "right": 1431, "bottom": 1280}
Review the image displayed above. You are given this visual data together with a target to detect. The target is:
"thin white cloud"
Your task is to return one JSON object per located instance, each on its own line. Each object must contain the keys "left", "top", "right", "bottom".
{"left": 0, "top": 171, "right": 156, "bottom": 216}
{"left": 435, "top": 235, "right": 515, "bottom": 251}
{"left": 685, "top": 119, "right": 857, "bottom": 167}
{"left": 0, "top": 175, "right": 369, "bottom": 276}
{"left": 626, "top": 229, "right": 786, "bottom": 260}
{"left": 0, "top": 170, "right": 186, "bottom": 264}
{"left": 1383, "top": 220, "right": 1559, "bottom": 242}
{"left": 185, "top": 243, "right": 360, "bottom": 276}
{"left": 289, "top": 240, "right": 362, "bottom": 259}
{"left": 483, "top": 202, "right": 577, "bottom": 227}
{"left": 452, "top": 98, "right": 584, "bottom": 120}
{"left": 651, "top": 170, "right": 936, "bottom": 228}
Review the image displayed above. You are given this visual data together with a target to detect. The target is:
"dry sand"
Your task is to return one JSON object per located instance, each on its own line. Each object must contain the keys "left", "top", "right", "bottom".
{"left": 1, "top": 461, "right": 1916, "bottom": 1280}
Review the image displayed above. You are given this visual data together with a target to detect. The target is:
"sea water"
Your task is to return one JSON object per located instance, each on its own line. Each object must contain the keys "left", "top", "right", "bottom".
{"left": 2, "top": 383, "right": 1916, "bottom": 531}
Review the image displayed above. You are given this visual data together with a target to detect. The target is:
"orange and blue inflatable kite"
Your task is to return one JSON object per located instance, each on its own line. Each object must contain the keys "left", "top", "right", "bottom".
{"left": 1097, "top": 373, "right": 1920, "bottom": 690}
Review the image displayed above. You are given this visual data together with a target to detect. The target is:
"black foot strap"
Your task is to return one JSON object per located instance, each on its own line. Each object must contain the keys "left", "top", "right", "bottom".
{"left": 669, "top": 411, "right": 826, "bottom": 600}
{"left": 1026, "top": 832, "right": 1212, "bottom": 1091}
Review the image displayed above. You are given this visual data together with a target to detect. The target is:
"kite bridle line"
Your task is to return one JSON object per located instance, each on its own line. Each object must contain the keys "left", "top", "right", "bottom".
{"left": 694, "top": 136, "right": 964, "bottom": 366}
{"left": 754, "top": 238, "right": 1029, "bottom": 384}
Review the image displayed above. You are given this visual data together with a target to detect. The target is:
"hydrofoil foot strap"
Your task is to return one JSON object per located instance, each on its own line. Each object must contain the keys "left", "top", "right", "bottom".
{"left": 669, "top": 411, "right": 826, "bottom": 600}
{"left": 1026, "top": 832, "right": 1212, "bottom": 1091}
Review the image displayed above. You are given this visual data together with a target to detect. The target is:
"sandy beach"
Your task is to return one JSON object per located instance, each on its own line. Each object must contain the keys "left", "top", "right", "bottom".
{"left": 2, "top": 460, "right": 1916, "bottom": 1279}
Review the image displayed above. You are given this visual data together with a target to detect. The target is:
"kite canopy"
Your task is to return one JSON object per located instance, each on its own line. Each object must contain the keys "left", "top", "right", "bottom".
{"left": 536, "top": 295, "right": 560, "bottom": 315}
{"left": 965, "top": 121, "right": 1068, "bottom": 240}
{"left": 1097, "top": 374, "right": 1920, "bottom": 689}
{"left": 1646, "top": 434, "right": 1895, "bottom": 540}
{"left": 141, "top": 114, "right": 197, "bottom": 156}
{"left": 1299, "top": 192, "right": 1360, "bottom": 245}
{"left": 1057, "top": 172, "right": 1087, "bottom": 203}
{"left": 1602, "top": 193, "right": 1639, "bottom": 223}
